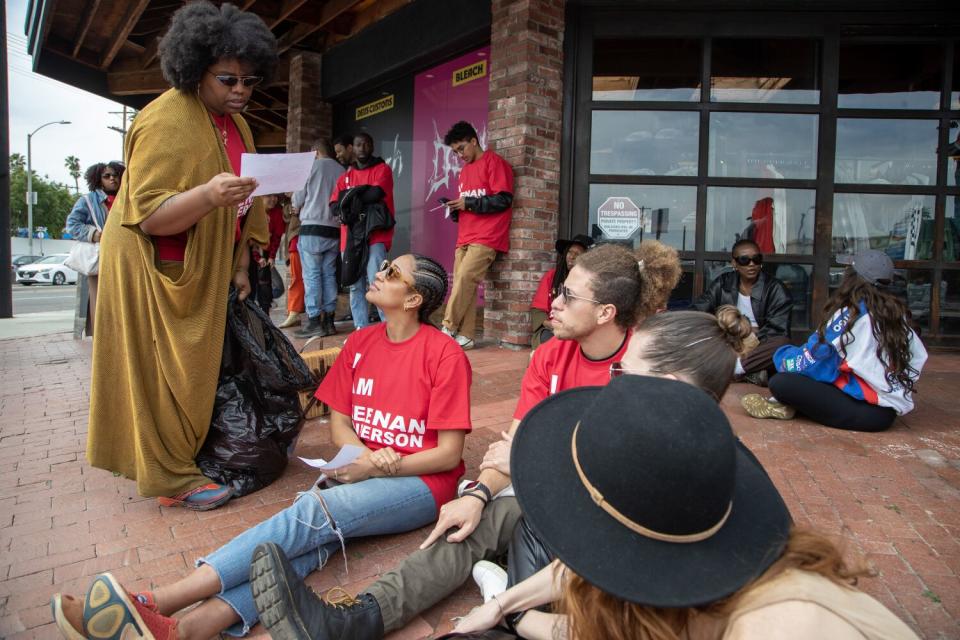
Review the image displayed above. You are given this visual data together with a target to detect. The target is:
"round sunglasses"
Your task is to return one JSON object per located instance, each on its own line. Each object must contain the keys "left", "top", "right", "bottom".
{"left": 733, "top": 254, "right": 763, "bottom": 266}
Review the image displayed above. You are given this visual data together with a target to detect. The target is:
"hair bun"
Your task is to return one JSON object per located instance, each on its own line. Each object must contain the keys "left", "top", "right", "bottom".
{"left": 714, "top": 305, "right": 754, "bottom": 354}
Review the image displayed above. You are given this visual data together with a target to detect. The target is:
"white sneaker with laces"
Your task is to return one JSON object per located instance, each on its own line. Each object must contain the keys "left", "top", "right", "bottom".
{"left": 472, "top": 560, "right": 508, "bottom": 603}
{"left": 455, "top": 334, "right": 475, "bottom": 350}
{"left": 441, "top": 326, "right": 457, "bottom": 340}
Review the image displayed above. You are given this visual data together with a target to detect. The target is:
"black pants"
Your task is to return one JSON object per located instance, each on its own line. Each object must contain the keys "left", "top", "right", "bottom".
{"left": 769, "top": 373, "right": 897, "bottom": 432}
{"left": 507, "top": 517, "right": 553, "bottom": 589}
{"left": 742, "top": 335, "right": 791, "bottom": 375}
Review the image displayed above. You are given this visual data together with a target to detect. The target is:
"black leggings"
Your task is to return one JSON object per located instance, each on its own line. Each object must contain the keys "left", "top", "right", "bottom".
{"left": 768, "top": 373, "right": 897, "bottom": 432}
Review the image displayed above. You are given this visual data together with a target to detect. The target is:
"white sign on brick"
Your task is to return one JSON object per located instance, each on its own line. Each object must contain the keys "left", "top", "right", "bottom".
{"left": 597, "top": 196, "right": 647, "bottom": 239}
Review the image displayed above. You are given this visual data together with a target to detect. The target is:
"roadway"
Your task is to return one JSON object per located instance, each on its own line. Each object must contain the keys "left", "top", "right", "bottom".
{"left": 11, "top": 283, "right": 77, "bottom": 314}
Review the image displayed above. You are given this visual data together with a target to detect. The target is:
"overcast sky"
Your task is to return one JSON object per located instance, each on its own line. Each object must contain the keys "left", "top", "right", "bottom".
{"left": 7, "top": 0, "right": 129, "bottom": 190}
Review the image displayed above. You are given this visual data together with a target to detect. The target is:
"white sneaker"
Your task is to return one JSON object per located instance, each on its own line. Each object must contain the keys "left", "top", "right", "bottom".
{"left": 441, "top": 326, "right": 457, "bottom": 340}
{"left": 472, "top": 560, "right": 508, "bottom": 603}
{"left": 455, "top": 334, "right": 475, "bottom": 350}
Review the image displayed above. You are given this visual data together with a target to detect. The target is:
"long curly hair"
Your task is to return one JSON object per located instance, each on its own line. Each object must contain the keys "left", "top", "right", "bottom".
{"left": 158, "top": 1, "right": 278, "bottom": 91}
{"left": 561, "top": 528, "right": 873, "bottom": 640}
{"left": 635, "top": 240, "right": 682, "bottom": 320}
{"left": 819, "top": 269, "right": 919, "bottom": 394}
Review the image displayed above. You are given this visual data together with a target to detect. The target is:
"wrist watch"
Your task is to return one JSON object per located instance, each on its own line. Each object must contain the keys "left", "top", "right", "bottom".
{"left": 458, "top": 480, "right": 492, "bottom": 503}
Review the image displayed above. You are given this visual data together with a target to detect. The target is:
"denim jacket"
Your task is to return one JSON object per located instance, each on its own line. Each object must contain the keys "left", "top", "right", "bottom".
{"left": 66, "top": 190, "right": 109, "bottom": 242}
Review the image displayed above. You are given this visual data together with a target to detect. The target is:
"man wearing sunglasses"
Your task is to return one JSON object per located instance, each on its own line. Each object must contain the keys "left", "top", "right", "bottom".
{"left": 693, "top": 238, "right": 793, "bottom": 385}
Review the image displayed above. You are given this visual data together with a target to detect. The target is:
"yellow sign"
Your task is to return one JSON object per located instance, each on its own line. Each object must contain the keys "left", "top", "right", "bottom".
{"left": 452, "top": 60, "right": 487, "bottom": 87}
{"left": 355, "top": 95, "right": 394, "bottom": 121}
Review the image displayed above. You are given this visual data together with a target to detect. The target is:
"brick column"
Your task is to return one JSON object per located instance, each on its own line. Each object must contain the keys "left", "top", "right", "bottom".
{"left": 286, "top": 51, "right": 332, "bottom": 152}
{"left": 486, "top": 0, "right": 565, "bottom": 347}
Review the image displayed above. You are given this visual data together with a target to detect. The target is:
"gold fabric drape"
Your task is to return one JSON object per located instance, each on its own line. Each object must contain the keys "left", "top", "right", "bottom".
{"left": 87, "top": 89, "right": 268, "bottom": 497}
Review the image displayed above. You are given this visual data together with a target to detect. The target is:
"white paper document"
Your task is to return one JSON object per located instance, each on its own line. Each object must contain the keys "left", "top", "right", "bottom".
{"left": 240, "top": 152, "right": 315, "bottom": 197}
{"left": 299, "top": 444, "right": 364, "bottom": 471}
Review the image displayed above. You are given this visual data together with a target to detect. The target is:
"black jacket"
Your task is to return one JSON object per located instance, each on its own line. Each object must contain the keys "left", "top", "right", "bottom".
{"left": 335, "top": 184, "right": 394, "bottom": 287}
{"left": 692, "top": 270, "right": 793, "bottom": 340}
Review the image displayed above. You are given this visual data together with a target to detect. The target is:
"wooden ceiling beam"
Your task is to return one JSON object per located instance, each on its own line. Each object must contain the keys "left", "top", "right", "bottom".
{"left": 276, "top": 0, "right": 364, "bottom": 54}
{"left": 325, "top": 0, "right": 412, "bottom": 49}
{"left": 255, "top": 129, "right": 287, "bottom": 148}
{"left": 267, "top": 0, "right": 309, "bottom": 28}
{"left": 100, "top": 0, "right": 151, "bottom": 69}
{"left": 71, "top": 0, "right": 102, "bottom": 58}
{"left": 243, "top": 108, "right": 286, "bottom": 131}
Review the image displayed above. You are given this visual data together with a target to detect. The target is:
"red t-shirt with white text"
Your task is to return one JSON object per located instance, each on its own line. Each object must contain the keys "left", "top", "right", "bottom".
{"left": 531, "top": 268, "right": 556, "bottom": 312}
{"left": 316, "top": 323, "right": 472, "bottom": 510}
{"left": 330, "top": 161, "right": 396, "bottom": 252}
{"left": 456, "top": 150, "right": 513, "bottom": 253}
{"left": 513, "top": 331, "right": 632, "bottom": 420}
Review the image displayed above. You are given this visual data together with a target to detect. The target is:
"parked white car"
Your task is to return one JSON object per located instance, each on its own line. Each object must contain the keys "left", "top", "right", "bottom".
{"left": 16, "top": 254, "right": 79, "bottom": 286}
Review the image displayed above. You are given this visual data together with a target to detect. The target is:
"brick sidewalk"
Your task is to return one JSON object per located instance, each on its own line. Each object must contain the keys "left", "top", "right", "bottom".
{"left": 0, "top": 332, "right": 958, "bottom": 639}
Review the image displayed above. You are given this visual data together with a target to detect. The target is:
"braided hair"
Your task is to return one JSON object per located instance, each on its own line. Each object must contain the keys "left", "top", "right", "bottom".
{"left": 410, "top": 255, "right": 448, "bottom": 324}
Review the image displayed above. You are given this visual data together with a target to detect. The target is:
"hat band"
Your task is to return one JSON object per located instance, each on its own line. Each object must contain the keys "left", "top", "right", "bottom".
{"left": 571, "top": 422, "right": 733, "bottom": 544}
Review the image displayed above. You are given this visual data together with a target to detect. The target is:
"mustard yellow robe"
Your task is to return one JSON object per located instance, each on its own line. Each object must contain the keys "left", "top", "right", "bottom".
{"left": 87, "top": 89, "right": 268, "bottom": 497}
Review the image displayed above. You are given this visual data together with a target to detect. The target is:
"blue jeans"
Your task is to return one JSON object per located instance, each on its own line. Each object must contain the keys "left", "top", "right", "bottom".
{"left": 349, "top": 242, "right": 387, "bottom": 329}
{"left": 299, "top": 234, "right": 340, "bottom": 318}
{"left": 199, "top": 475, "right": 436, "bottom": 636}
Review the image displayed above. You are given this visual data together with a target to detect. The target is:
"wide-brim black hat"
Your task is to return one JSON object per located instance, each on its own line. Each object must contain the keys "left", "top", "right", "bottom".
{"left": 512, "top": 376, "right": 791, "bottom": 607}
{"left": 555, "top": 234, "right": 594, "bottom": 255}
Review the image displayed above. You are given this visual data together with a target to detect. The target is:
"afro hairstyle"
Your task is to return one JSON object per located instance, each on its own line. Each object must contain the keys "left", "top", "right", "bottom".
{"left": 84, "top": 161, "right": 125, "bottom": 192}
{"left": 158, "top": 1, "right": 278, "bottom": 91}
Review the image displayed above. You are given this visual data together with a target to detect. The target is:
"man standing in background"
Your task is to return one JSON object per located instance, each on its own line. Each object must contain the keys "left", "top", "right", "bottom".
{"left": 441, "top": 121, "right": 514, "bottom": 350}
{"left": 292, "top": 139, "right": 345, "bottom": 338}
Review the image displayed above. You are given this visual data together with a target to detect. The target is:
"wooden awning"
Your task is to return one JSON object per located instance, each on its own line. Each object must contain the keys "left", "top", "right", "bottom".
{"left": 24, "top": 0, "right": 414, "bottom": 147}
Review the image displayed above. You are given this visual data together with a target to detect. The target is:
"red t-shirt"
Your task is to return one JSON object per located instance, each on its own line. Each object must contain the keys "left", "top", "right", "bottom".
{"left": 531, "top": 268, "right": 556, "bottom": 312}
{"left": 154, "top": 113, "right": 248, "bottom": 261}
{"left": 456, "top": 150, "right": 513, "bottom": 253}
{"left": 105, "top": 194, "right": 116, "bottom": 211}
{"left": 330, "top": 160, "right": 395, "bottom": 252}
{"left": 513, "top": 331, "right": 633, "bottom": 420}
{"left": 315, "top": 323, "right": 473, "bottom": 511}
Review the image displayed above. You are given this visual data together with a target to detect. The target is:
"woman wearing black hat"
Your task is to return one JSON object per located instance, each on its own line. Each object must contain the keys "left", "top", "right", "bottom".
{"left": 529, "top": 235, "right": 594, "bottom": 348}
{"left": 743, "top": 249, "right": 928, "bottom": 432}
{"left": 462, "top": 376, "right": 918, "bottom": 640}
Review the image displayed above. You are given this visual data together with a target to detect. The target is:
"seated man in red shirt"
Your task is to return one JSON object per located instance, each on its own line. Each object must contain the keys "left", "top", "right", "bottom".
{"left": 441, "top": 121, "right": 514, "bottom": 350}
{"left": 247, "top": 242, "right": 682, "bottom": 640}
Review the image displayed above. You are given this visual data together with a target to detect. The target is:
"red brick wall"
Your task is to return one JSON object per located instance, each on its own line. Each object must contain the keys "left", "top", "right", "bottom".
{"left": 286, "top": 51, "right": 332, "bottom": 152}
{"left": 486, "top": 0, "right": 565, "bottom": 347}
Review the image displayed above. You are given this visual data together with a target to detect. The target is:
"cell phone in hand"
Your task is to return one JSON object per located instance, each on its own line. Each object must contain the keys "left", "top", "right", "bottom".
{"left": 438, "top": 197, "right": 450, "bottom": 205}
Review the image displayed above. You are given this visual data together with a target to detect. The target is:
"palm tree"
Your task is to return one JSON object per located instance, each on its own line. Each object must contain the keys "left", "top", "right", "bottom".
{"left": 65, "top": 155, "right": 81, "bottom": 194}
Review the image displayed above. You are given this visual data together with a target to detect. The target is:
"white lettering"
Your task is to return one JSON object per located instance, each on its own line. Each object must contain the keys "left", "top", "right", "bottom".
{"left": 389, "top": 415, "right": 407, "bottom": 431}
{"left": 550, "top": 374, "right": 559, "bottom": 395}
{"left": 395, "top": 433, "right": 409, "bottom": 447}
{"left": 372, "top": 409, "right": 390, "bottom": 430}
{"left": 409, "top": 418, "right": 426, "bottom": 435}
{"left": 369, "top": 428, "right": 385, "bottom": 444}
{"left": 460, "top": 188, "right": 487, "bottom": 198}
{"left": 382, "top": 431, "right": 395, "bottom": 445}
{"left": 353, "top": 377, "right": 374, "bottom": 396}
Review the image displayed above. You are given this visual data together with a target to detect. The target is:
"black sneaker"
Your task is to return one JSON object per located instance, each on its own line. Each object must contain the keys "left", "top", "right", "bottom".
{"left": 250, "top": 542, "right": 385, "bottom": 640}
{"left": 322, "top": 312, "right": 337, "bottom": 337}
{"left": 294, "top": 316, "right": 324, "bottom": 338}
{"left": 743, "top": 369, "right": 769, "bottom": 387}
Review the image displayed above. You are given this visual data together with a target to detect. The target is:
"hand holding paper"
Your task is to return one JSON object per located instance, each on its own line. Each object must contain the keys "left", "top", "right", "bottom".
{"left": 240, "top": 152, "right": 315, "bottom": 197}
{"left": 299, "top": 444, "right": 364, "bottom": 471}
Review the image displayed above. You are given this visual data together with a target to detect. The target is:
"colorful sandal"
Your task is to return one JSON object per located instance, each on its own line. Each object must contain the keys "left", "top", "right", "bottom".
{"left": 157, "top": 483, "right": 233, "bottom": 511}
{"left": 50, "top": 594, "right": 85, "bottom": 640}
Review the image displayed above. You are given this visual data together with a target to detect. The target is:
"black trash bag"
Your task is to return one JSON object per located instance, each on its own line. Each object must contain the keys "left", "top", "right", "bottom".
{"left": 270, "top": 266, "right": 284, "bottom": 298}
{"left": 197, "top": 288, "right": 316, "bottom": 497}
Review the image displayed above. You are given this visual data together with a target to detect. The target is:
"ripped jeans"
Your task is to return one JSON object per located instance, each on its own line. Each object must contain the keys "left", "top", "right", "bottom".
{"left": 199, "top": 476, "right": 436, "bottom": 636}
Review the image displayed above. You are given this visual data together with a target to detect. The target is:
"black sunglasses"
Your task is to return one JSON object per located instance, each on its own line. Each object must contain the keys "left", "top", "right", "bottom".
{"left": 209, "top": 72, "right": 263, "bottom": 88}
{"left": 734, "top": 254, "right": 763, "bottom": 266}
{"left": 101, "top": 173, "right": 119, "bottom": 179}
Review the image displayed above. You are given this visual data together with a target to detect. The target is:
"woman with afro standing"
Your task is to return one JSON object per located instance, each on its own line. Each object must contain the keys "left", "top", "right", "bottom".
{"left": 85, "top": 2, "right": 276, "bottom": 510}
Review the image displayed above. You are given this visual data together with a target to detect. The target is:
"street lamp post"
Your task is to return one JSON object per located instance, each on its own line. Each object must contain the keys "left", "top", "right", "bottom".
{"left": 26, "top": 120, "right": 70, "bottom": 254}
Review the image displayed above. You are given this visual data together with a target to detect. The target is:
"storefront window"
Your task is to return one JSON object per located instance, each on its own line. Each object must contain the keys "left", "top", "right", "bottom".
{"left": 832, "top": 193, "right": 935, "bottom": 260}
{"left": 835, "top": 118, "right": 939, "bottom": 185}
{"left": 708, "top": 112, "right": 818, "bottom": 179}
{"left": 949, "top": 120, "right": 960, "bottom": 188}
{"left": 666, "top": 261, "right": 696, "bottom": 310}
{"left": 705, "top": 261, "right": 812, "bottom": 329}
{"left": 590, "top": 111, "right": 699, "bottom": 175}
{"left": 593, "top": 39, "right": 701, "bottom": 101}
{"left": 838, "top": 42, "right": 942, "bottom": 110}
{"left": 947, "top": 196, "right": 960, "bottom": 262}
{"left": 587, "top": 184, "right": 697, "bottom": 252}
{"left": 942, "top": 270, "right": 960, "bottom": 334}
{"left": 706, "top": 187, "right": 815, "bottom": 254}
{"left": 710, "top": 38, "right": 820, "bottom": 104}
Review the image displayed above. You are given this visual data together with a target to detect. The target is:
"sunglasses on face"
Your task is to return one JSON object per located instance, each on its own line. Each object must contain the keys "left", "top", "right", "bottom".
{"left": 379, "top": 260, "right": 413, "bottom": 287}
{"left": 734, "top": 254, "right": 763, "bottom": 266}
{"left": 557, "top": 284, "right": 601, "bottom": 305}
{"left": 101, "top": 173, "right": 119, "bottom": 180}
{"left": 209, "top": 73, "right": 263, "bottom": 88}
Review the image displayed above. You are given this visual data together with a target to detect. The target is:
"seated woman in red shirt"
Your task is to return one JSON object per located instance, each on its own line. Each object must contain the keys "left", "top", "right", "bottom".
{"left": 529, "top": 234, "right": 594, "bottom": 348}
{"left": 52, "top": 254, "right": 472, "bottom": 640}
